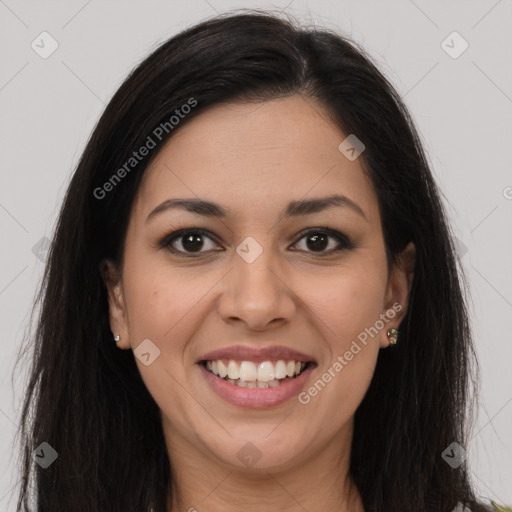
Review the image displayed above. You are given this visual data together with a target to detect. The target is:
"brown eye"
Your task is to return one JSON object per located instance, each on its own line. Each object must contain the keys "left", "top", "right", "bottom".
{"left": 304, "top": 233, "right": 329, "bottom": 252}
{"left": 291, "top": 228, "right": 354, "bottom": 255}
{"left": 179, "top": 232, "right": 208, "bottom": 252}
{"left": 159, "top": 227, "right": 354, "bottom": 258}
{"left": 160, "top": 229, "right": 221, "bottom": 255}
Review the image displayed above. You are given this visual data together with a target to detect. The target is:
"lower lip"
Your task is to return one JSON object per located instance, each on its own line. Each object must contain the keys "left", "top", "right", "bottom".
{"left": 199, "top": 363, "right": 314, "bottom": 408}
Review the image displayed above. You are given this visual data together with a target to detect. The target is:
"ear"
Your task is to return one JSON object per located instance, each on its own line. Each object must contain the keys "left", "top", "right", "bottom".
{"left": 380, "top": 241, "right": 416, "bottom": 348}
{"left": 100, "top": 259, "right": 131, "bottom": 349}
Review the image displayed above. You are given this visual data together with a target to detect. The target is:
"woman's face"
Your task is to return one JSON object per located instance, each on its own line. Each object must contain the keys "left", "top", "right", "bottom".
{"left": 105, "top": 94, "right": 414, "bottom": 472}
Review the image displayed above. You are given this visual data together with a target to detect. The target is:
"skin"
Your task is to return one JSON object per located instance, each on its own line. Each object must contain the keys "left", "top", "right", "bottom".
{"left": 103, "top": 94, "right": 415, "bottom": 512}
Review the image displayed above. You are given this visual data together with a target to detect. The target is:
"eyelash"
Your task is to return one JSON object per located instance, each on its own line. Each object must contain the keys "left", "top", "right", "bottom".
{"left": 157, "top": 227, "right": 355, "bottom": 258}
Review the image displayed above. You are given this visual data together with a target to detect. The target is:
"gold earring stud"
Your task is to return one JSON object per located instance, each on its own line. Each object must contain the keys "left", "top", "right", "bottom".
{"left": 387, "top": 327, "right": 398, "bottom": 345}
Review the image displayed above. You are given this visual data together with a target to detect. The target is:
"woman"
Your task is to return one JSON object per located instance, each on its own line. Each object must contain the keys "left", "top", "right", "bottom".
{"left": 14, "top": 10, "right": 502, "bottom": 512}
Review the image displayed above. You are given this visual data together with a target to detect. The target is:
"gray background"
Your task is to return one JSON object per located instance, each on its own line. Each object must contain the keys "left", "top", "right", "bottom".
{"left": 1, "top": 0, "right": 511, "bottom": 508}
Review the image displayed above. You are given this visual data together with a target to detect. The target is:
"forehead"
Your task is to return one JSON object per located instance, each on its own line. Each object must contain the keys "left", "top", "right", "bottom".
{"left": 134, "top": 95, "right": 379, "bottom": 226}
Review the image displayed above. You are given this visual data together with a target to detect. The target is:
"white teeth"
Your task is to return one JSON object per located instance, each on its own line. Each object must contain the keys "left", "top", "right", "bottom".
{"left": 275, "top": 360, "right": 287, "bottom": 379}
{"left": 239, "top": 361, "right": 257, "bottom": 381}
{"left": 218, "top": 360, "right": 228, "bottom": 378}
{"left": 227, "top": 360, "right": 240, "bottom": 380}
{"left": 206, "top": 358, "right": 308, "bottom": 383}
{"left": 257, "top": 361, "right": 275, "bottom": 382}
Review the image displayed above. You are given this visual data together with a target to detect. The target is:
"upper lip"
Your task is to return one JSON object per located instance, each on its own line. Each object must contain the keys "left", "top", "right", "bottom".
{"left": 197, "top": 345, "right": 316, "bottom": 364}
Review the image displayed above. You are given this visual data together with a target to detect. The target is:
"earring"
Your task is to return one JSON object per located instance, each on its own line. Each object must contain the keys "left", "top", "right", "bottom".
{"left": 387, "top": 327, "right": 398, "bottom": 345}
{"left": 114, "top": 334, "right": 120, "bottom": 343}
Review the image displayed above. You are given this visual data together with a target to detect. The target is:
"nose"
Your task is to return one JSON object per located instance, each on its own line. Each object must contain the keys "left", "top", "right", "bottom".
{"left": 217, "top": 247, "right": 297, "bottom": 331}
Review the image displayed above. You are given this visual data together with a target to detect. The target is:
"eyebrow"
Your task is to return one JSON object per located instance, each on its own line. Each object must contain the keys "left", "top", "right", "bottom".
{"left": 146, "top": 194, "right": 367, "bottom": 223}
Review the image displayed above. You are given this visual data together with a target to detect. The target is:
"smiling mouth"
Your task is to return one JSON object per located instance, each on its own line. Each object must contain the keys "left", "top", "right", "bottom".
{"left": 200, "top": 359, "right": 314, "bottom": 388}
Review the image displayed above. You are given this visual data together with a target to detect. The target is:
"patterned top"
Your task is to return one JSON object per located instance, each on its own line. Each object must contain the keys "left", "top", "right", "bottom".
{"left": 492, "top": 503, "right": 512, "bottom": 511}
{"left": 149, "top": 503, "right": 510, "bottom": 511}
{"left": 454, "top": 502, "right": 511, "bottom": 511}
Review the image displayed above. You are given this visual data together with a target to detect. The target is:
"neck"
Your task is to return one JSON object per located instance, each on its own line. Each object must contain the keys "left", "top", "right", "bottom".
{"left": 163, "top": 420, "right": 364, "bottom": 512}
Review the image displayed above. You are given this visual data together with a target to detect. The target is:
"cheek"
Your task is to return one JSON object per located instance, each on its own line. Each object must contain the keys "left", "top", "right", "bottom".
{"left": 297, "top": 254, "right": 387, "bottom": 409}
{"left": 120, "top": 260, "right": 201, "bottom": 415}
{"left": 121, "top": 257, "right": 221, "bottom": 379}
{"left": 304, "top": 264, "right": 387, "bottom": 344}
{"left": 123, "top": 254, "right": 200, "bottom": 336}
{"left": 300, "top": 273, "right": 383, "bottom": 423}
